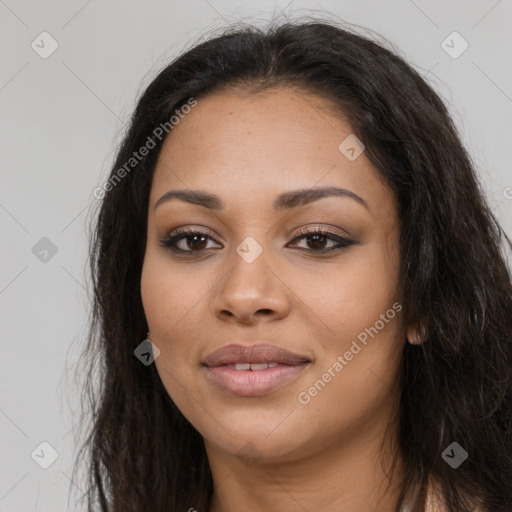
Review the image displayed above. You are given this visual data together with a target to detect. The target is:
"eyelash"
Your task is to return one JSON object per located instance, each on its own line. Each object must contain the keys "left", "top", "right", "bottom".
{"left": 159, "top": 226, "right": 355, "bottom": 255}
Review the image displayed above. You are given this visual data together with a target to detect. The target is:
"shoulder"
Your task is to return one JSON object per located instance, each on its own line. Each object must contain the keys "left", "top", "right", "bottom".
{"left": 425, "top": 478, "right": 483, "bottom": 512}
{"left": 425, "top": 480, "right": 446, "bottom": 512}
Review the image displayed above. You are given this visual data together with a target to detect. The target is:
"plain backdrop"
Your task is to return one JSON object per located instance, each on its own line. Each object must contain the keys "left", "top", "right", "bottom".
{"left": 1, "top": 1, "right": 511, "bottom": 510}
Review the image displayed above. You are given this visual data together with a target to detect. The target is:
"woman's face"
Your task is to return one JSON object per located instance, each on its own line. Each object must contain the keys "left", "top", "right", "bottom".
{"left": 141, "top": 87, "right": 405, "bottom": 465}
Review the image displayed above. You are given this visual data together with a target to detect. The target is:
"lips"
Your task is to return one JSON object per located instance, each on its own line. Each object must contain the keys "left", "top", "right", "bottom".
{"left": 202, "top": 343, "right": 311, "bottom": 396}
{"left": 202, "top": 343, "right": 311, "bottom": 367}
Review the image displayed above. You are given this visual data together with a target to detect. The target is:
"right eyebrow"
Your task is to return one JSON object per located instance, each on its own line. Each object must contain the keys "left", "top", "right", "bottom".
{"left": 154, "top": 186, "right": 369, "bottom": 212}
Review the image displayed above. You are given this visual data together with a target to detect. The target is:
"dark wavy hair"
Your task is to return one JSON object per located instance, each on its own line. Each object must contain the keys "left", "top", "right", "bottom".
{"left": 72, "top": 16, "right": 512, "bottom": 512}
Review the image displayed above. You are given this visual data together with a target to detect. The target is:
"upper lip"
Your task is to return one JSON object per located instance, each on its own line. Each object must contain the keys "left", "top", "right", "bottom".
{"left": 202, "top": 343, "right": 311, "bottom": 367}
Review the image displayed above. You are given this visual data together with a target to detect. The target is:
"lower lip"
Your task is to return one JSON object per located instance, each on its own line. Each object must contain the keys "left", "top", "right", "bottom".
{"left": 205, "top": 364, "right": 309, "bottom": 397}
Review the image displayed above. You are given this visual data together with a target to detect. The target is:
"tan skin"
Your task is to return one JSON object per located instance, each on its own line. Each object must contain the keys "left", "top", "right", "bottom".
{"left": 141, "top": 88, "right": 420, "bottom": 512}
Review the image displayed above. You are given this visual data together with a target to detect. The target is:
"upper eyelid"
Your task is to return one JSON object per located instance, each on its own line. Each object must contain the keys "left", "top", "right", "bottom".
{"left": 159, "top": 225, "right": 357, "bottom": 257}
{"left": 162, "top": 226, "right": 353, "bottom": 251}
{"left": 165, "top": 224, "right": 350, "bottom": 240}
{"left": 167, "top": 225, "right": 220, "bottom": 240}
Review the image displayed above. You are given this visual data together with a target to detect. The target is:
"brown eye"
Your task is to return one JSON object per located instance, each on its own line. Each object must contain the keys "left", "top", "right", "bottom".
{"left": 160, "top": 228, "right": 222, "bottom": 253}
{"left": 160, "top": 226, "right": 356, "bottom": 256}
{"left": 287, "top": 227, "right": 355, "bottom": 253}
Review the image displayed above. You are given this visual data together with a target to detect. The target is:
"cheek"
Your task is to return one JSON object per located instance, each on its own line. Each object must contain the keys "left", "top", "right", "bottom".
{"left": 140, "top": 255, "right": 204, "bottom": 406}
{"left": 140, "top": 252, "right": 204, "bottom": 335}
{"left": 297, "top": 243, "right": 400, "bottom": 339}
{"left": 296, "top": 238, "right": 403, "bottom": 397}
{"left": 295, "top": 310, "right": 404, "bottom": 444}
{"left": 140, "top": 251, "right": 216, "bottom": 394}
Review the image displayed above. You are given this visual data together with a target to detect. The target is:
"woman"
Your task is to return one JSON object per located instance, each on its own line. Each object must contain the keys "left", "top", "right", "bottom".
{"left": 74, "top": 18, "right": 512, "bottom": 512}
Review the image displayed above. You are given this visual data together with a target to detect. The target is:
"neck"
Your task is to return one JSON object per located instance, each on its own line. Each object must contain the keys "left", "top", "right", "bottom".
{"left": 206, "top": 409, "right": 405, "bottom": 512}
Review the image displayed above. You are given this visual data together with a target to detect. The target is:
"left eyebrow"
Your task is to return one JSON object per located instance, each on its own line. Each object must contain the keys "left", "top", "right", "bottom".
{"left": 273, "top": 186, "right": 368, "bottom": 211}
{"left": 154, "top": 186, "right": 369, "bottom": 212}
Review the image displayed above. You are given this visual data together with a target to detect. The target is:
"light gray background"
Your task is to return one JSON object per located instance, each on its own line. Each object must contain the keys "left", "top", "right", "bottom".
{"left": 1, "top": 1, "right": 511, "bottom": 510}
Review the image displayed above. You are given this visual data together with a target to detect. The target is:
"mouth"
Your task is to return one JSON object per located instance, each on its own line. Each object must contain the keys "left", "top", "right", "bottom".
{"left": 202, "top": 343, "right": 311, "bottom": 397}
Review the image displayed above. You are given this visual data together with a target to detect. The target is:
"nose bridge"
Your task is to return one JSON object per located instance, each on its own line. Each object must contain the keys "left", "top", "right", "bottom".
{"left": 211, "top": 231, "right": 290, "bottom": 322}
{"left": 227, "top": 232, "right": 273, "bottom": 296}
{"left": 235, "top": 233, "right": 266, "bottom": 265}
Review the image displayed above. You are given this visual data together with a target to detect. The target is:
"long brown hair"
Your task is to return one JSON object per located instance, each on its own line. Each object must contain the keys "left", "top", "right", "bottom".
{"left": 72, "top": 17, "right": 512, "bottom": 512}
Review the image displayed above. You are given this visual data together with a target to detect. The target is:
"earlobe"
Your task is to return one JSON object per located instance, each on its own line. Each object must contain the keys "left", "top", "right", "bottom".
{"left": 406, "top": 325, "right": 422, "bottom": 345}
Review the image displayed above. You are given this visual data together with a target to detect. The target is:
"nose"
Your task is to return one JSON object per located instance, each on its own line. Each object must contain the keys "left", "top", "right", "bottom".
{"left": 211, "top": 246, "right": 291, "bottom": 325}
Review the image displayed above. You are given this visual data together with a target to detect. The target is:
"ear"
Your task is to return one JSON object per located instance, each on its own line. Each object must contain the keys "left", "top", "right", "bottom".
{"left": 406, "top": 325, "right": 423, "bottom": 345}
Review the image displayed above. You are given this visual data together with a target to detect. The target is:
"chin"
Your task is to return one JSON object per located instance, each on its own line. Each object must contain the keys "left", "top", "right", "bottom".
{"left": 203, "top": 422, "right": 310, "bottom": 464}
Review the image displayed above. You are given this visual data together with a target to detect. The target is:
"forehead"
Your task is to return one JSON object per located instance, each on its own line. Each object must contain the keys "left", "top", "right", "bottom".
{"left": 149, "top": 88, "right": 395, "bottom": 219}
